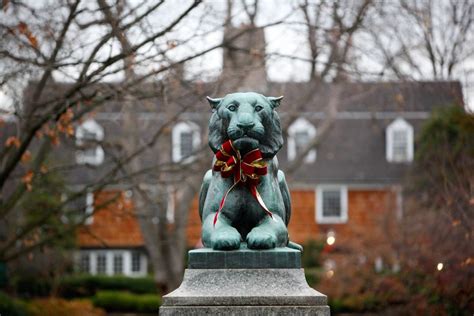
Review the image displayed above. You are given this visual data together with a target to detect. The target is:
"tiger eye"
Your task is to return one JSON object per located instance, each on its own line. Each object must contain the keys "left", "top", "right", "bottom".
{"left": 228, "top": 104, "right": 237, "bottom": 111}
{"left": 255, "top": 105, "right": 263, "bottom": 112}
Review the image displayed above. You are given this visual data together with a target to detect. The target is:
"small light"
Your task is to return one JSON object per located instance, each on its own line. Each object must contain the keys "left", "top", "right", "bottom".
{"left": 437, "top": 262, "right": 444, "bottom": 271}
{"left": 327, "top": 236, "right": 335, "bottom": 245}
{"left": 326, "top": 270, "right": 334, "bottom": 278}
{"left": 326, "top": 230, "right": 336, "bottom": 245}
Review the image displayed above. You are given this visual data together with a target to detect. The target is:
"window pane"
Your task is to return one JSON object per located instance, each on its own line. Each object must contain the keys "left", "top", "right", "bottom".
{"left": 83, "top": 147, "right": 97, "bottom": 158}
{"left": 113, "top": 254, "right": 123, "bottom": 275}
{"left": 79, "top": 253, "right": 90, "bottom": 273}
{"left": 131, "top": 252, "right": 141, "bottom": 272}
{"left": 294, "top": 131, "right": 310, "bottom": 154}
{"left": 322, "top": 190, "right": 341, "bottom": 217}
{"left": 180, "top": 132, "right": 194, "bottom": 158}
{"left": 97, "top": 254, "right": 107, "bottom": 274}
{"left": 83, "top": 130, "right": 98, "bottom": 141}
{"left": 392, "top": 130, "right": 408, "bottom": 161}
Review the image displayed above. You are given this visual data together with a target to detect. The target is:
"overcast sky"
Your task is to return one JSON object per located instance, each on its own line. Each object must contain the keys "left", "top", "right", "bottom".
{"left": 1, "top": 0, "right": 472, "bottom": 111}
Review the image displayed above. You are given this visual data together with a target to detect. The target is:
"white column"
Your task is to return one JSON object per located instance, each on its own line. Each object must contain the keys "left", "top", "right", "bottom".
{"left": 123, "top": 251, "right": 131, "bottom": 276}
{"left": 90, "top": 251, "right": 97, "bottom": 275}
{"left": 106, "top": 251, "right": 113, "bottom": 276}
{"left": 140, "top": 253, "right": 147, "bottom": 276}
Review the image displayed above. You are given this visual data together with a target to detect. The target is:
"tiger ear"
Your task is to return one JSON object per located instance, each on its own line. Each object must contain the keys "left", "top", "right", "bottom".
{"left": 206, "top": 96, "right": 223, "bottom": 110}
{"left": 267, "top": 96, "right": 284, "bottom": 109}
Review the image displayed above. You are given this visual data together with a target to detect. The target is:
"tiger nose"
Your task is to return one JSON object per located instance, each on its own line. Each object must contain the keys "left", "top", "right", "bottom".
{"left": 237, "top": 121, "right": 255, "bottom": 130}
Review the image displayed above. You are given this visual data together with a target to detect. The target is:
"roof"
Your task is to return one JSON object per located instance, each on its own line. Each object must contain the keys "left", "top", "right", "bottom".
{"left": 16, "top": 80, "right": 464, "bottom": 186}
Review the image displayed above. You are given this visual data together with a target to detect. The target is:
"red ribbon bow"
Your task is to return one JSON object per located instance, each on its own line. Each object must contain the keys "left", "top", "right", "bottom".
{"left": 212, "top": 140, "right": 273, "bottom": 226}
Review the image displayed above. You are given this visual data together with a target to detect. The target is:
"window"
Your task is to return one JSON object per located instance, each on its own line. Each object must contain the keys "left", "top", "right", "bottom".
{"left": 61, "top": 191, "right": 94, "bottom": 225}
{"left": 172, "top": 121, "right": 200, "bottom": 162}
{"left": 76, "top": 119, "right": 105, "bottom": 166}
{"left": 131, "top": 252, "right": 141, "bottom": 273}
{"left": 96, "top": 254, "right": 107, "bottom": 274}
{"left": 179, "top": 131, "right": 194, "bottom": 158}
{"left": 288, "top": 118, "right": 316, "bottom": 163}
{"left": 386, "top": 118, "right": 414, "bottom": 163}
{"left": 79, "top": 253, "right": 90, "bottom": 273}
{"left": 113, "top": 254, "right": 123, "bottom": 275}
{"left": 84, "top": 192, "right": 94, "bottom": 225}
{"left": 316, "top": 186, "right": 348, "bottom": 224}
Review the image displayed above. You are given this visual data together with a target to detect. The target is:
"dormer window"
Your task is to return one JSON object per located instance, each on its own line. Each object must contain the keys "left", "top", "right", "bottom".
{"left": 386, "top": 118, "right": 414, "bottom": 163}
{"left": 172, "top": 122, "right": 200, "bottom": 162}
{"left": 288, "top": 118, "right": 316, "bottom": 163}
{"left": 76, "top": 119, "right": 104, "bottom": 166}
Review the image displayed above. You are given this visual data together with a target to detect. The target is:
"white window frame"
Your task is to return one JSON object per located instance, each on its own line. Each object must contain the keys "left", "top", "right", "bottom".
{"left": 78, "top": 251, "right": 91, "bottom": 273}
{"left": 386, "top": 117, "right": 414, "bottom": 163}
{"left": 288, "top": 117, "right": 317, "bottom": 163}
{"left": 316, "top": 185, "right": 348, "bottom": 224}
{"left": 75, "top": 119, "right": 105, "bottom": 166}
{"left": 84, "top": 192, "right": 94, "bottom": 225}
{"left": 172, "top": 121, "right": 201, "bottom": 163}
{"left": 60, "top": 190, "right": 94, "bottom": 225}
{"left": 77, "top": 249, "right": 147, "bottom": 277}
{"left": 96, "top": 252, "right": 108, "bottom": 274}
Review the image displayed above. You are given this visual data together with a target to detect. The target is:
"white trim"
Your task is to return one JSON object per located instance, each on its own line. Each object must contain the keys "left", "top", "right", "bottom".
{"left": 85, "top": 192, "right": 94, "bottom": 225}
{"left": 288, "top": 117, "right": 317, "bottom": 163}
{"left": 296, "top": 111, "right": 430, "bottom": 120}
{"left": 316, "top": 185, "right": 348, "bottom": 224}
{"left": 395, "top": 185, "right": 403, "bottom": 220}
{"left": 76, "top": 146, "right": 104, "bottom": 166}
{"left": 93, "top": 111, "right": 431, "bottom": 121}
{"left": 75, "top": 119, "right": 105, "bottom": 166}
{"left": 166, "top": 186, "right": 175, "bottom": 223}
{"left": 386, "top": 118, "right": 414, "bottom": 163}
{"left": 172, "top": 121, "right": 201, "bottom": 162}
{"left": 76, "top": 119, "right": 104, "bottom": 145}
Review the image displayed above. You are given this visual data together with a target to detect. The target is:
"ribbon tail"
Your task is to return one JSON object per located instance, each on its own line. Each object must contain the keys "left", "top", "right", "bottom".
{"left": 213, "top": 181, "right": 240, "bottom": 226}
{"left": 249, "top": 185, "right": 275, "bottom": 220}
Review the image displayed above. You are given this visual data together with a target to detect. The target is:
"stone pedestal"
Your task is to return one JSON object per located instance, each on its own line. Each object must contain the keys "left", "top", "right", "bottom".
{"left": 159, "top": 245, "right": 330, "bottom": 315}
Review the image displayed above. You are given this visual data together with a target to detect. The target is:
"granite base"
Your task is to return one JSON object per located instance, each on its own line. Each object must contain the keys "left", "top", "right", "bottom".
{"left": 159, "top": 247, "right": 330, "bottom": 315}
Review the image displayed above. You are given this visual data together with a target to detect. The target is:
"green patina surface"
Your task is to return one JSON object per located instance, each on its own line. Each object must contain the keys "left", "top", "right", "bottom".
{"left": 188, "top": 244, "right": 301, "bottom": 269}
{"left": 199, "top": 92, "right": 298, "bottom": 251}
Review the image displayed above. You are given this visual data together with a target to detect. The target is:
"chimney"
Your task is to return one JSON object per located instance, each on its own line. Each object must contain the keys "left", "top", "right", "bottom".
{"left": 221, "top": 24, "right": 267, "bottom": 93}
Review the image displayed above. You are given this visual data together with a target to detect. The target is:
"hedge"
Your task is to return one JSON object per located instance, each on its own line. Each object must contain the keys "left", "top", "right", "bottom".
{"left": 0, "top": 292, "right": 30, "bottom": 316}
{"left": 92, "top": 291, "right": 161, "bottom": 313}
{"left": 13, "top": 276, "right": 52, "bottom": 298}
{"left": 58, "top": 275, "right": 157, "bottom": 298}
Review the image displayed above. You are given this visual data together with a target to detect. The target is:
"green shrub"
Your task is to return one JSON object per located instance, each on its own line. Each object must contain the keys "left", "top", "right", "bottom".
{"left": 0, "top": 292, "right": 30, "bottom": 316}
{"left": 14, "top": 276, "right": 52, "bottom": 298}
{"left": 59, "top": 275, "right": 157, "bottom": 298}
{"left": 304, "top": 268, "right": 321, "bottom": 287}
{"left": 92, "top": 291, "right": 161, "bottom": 313}
{"left": 301, "top": 239, "right": 324, "bottom": 268}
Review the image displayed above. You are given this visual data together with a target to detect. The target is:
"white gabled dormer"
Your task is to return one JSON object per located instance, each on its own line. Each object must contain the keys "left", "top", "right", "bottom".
{"left": 172, "top": 121, "right": 201, "bottom": 162}
{"left": 75, "top": 119, "right": 105, "bottom": 166}
{"left": 386, "top": 117, "right": 414, "bottom": 163}
{"left": 288, "top": 117, "right": 317, "bottom": 163}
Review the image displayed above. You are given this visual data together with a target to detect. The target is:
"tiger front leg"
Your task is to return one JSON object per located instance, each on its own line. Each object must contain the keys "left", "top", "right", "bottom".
{"left": 246, "top": 214, "right": 288, "bottom": 249}
{"left": 202, "top": 213, "right": 242, "bottom": 250}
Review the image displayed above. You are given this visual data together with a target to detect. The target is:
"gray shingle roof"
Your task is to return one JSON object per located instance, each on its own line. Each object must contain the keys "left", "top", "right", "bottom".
{"left": 16, "top": 80, "right": 464, "bottom": 187}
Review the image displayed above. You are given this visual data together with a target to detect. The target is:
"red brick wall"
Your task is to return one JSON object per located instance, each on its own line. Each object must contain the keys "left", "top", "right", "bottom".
{"left": 289, "top": 189, "right": 397, "bottom": 249}
{"left": 186, "top": 188, "right": 398, "bottom": 248}
{"left": 77, "top": 191, "right": 145, "bottom": 248}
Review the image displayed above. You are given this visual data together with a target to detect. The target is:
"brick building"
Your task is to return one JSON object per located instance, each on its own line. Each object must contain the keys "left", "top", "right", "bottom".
{"left": 9, "top": 25, "right": 464, "bottom": 276}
